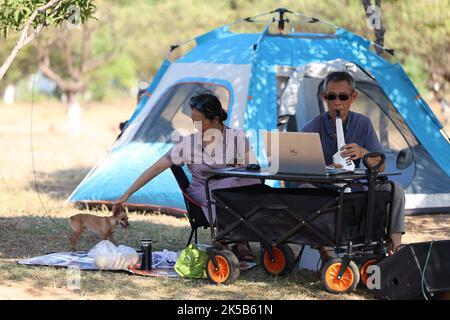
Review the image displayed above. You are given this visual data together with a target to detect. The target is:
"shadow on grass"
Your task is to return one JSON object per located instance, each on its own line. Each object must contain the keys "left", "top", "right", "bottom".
{"left": 0, "top": 214, "right": 197, "bottom": 259}
{"left": 28, "top": 167, "right": 91, "bottom": 200}
{"left": 0, "top": 214, "right": 374, "bottom": 299}
{"left": 0, "top": 213, "right": 201, "bottom": 299}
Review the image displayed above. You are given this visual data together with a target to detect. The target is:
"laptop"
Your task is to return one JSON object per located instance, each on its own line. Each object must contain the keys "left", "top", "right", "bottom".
{"left": 262, "top": 131, "right": 355, "bottom": 175}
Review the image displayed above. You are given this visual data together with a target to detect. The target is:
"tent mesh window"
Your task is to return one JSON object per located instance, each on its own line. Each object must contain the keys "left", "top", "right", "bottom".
{"left": 132, "top": 83, "right": 230, "bottom": 143}
{"left": 353, "top": 83, "right": 419, "bottom": 170}
{"left": 276, "top": 68, "right": 323, "bottom": 132}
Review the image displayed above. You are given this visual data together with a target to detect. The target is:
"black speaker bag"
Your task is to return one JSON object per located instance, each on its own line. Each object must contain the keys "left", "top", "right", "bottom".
{"left": 374, "top": 240, "right": 450, "bottom": 300}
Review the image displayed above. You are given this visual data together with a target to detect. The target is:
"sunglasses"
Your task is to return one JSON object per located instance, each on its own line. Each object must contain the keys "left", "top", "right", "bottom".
{"left": 324, "top": 92, "right": 352, "bottom": 101}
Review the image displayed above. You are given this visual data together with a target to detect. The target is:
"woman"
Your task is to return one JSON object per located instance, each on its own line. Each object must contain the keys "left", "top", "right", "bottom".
{"left": 112, "top": 93, "right": 260, "bottom": 261}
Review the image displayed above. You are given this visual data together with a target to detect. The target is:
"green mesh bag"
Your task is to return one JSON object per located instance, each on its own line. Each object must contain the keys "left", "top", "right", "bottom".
{"left": 174, "top": 244, "right": 208, "bottom": 278}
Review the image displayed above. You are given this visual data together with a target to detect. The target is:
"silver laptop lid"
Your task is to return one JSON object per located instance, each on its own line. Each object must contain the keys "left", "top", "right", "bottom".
{"left": 263, "top": 131, "right": 327, "bottom": 175}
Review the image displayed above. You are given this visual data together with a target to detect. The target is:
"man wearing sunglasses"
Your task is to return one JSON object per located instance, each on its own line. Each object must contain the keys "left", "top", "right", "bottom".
{"left": 302, "top": 71, "right": 405, "bottom": 254}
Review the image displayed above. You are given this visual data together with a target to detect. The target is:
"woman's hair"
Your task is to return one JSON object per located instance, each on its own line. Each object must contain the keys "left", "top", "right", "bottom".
{"left": 189, "top": 93, "right": 227, "bottom": 122}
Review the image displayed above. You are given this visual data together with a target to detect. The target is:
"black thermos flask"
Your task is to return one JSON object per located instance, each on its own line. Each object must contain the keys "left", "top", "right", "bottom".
{"left": 140, "top": 239, "right": 152, "bottom": 270}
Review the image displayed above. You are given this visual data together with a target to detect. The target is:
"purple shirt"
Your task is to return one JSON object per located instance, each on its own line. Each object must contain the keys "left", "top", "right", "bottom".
{"left": 301, "top": 111, "right": 383, "bottom": 167}
{"left": 164, "top": 127, "right": 260, "bottom": 222}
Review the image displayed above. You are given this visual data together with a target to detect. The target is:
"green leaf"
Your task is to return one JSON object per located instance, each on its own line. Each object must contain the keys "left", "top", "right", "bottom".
{"left": 13, "top": 8, "right": 21, "bottom": 24}
{"left": 46, "top": 15, "right": 54, "bottom": 25}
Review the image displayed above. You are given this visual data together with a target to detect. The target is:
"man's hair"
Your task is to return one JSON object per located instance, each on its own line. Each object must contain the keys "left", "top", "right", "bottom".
{"left": 323, "top": 71, "right": 355, "bottom": 92}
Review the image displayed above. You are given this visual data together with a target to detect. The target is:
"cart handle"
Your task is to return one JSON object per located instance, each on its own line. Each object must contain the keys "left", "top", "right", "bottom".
{"left": 362, "top": 152, "right": 385, "bottom": 171}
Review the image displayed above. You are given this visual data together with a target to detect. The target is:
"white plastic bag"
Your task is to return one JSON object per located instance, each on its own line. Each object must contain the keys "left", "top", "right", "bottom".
{"left": 117, "top": 245, "right": 139, "bottom": 266}
{"left": 151, "top": 249, "right": 178, "bottom": 269}
{"left": 88, "top": 240, "right": 139, "bottom": 270}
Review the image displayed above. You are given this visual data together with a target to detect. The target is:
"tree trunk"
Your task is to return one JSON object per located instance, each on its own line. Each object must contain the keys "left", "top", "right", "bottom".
{"left": 66, "top": 91, "right": 81, "bottom": 135}
{"left": 3, "top": 84, "right": 16, "bottom": 105}
{"left": 362, "top": 0, "right": 385, "bottom": 55}
{"left": 362, "top": 0, "right": 389, "bottom": 146}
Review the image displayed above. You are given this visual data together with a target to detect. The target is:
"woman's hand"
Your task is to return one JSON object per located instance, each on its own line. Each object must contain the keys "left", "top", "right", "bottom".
{"left": 112, "top": 193, "right": 129, "bottom": 205}
{"left": 112, "top": 193, "right": 129, "bottom": 214}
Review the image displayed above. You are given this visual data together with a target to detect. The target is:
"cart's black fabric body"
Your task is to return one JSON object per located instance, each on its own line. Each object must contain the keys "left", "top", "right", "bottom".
{"left": 212, "top": 184, "right": 391, "bottom": 247}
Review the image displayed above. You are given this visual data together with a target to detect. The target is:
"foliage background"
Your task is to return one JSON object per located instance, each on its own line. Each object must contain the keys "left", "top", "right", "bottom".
{"left": 0, "top": 0, "right": 449, "bottom": 101}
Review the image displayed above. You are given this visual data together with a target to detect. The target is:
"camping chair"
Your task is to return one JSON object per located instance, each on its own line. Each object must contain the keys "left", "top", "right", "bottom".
{"left": 170, "top": 165, "right": 210, "bottom": 246}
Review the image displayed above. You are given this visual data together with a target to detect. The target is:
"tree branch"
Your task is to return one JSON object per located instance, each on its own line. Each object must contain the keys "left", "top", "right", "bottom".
{"left": 59, "top": 28, "right": 80, "bottom": 80}
{"left": 37, "top": 0, "right": 62, "bottom": 13}
{"left": 37, "top": 36, "right": 86, "bottom": 94}
{"left": 80, "top": 14, "right": 123, "bottom": 74}
{"left": 81, "top": 52, "right": 120, "bottom": 74}
{"left": 39, "top": 57, "right": 85, "bottom": 93}
{"left": 37, "top": 43, "right": 67, "bottom": 89}
{"left": 0, "top": 0, "right": 62, "bottom": 80}
{"left": 80, "top": 23, "right": 95, "bottom": 74}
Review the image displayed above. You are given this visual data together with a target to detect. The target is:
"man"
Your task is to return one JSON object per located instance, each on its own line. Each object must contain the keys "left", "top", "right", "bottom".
{"left": 302, "top": 71, "right": 405, "bottom": 253}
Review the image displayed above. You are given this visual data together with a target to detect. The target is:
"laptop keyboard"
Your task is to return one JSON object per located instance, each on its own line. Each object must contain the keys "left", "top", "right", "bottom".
{"left": 326, "top": 167, "right": 366, "bottom": 175}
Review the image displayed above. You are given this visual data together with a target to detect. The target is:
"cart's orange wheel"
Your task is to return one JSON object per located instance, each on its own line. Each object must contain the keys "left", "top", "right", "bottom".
{"left": 260, "top": 244, "right": 295, "bottom": 276}
{"left": 207, "top": 256, "right": 229, "bottom": 283}
{"left": 325, "top": 263, "right": 354, "bottom": 292}
{"left": 360, "top": 259, "right": 378, "bottom": 286}
{"left": 263, "top": 247, "right": 285, "bottom": 274}
{"left": 322, "top": 258, "right": 359, "bottom": 294}
{"left": 206, "top": 250, "right": 239, "bottom": 285}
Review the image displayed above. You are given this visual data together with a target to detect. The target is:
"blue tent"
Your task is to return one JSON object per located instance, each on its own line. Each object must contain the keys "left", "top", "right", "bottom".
{"left": 68, "top": 10, "right": 450, "bottom": 214}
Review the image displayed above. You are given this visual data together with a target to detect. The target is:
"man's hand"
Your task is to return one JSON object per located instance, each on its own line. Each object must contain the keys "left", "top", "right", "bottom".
{"left": 340, "top": 143, "right": 385, "bottom": 172}
{"left": 340, "top": 143, "right": 368, "bottom": 160}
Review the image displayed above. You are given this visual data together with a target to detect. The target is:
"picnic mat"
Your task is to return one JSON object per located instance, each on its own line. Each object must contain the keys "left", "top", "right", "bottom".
{"left": 17, "top": 252, "right": 257, "bottom": 277}
{"left": 17, "top": 251, "right": 179, "bottom": 278}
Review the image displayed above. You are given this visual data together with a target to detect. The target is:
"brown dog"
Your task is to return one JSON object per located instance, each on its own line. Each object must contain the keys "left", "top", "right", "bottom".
{"left": 69, "top": 206, "right": 129, "bottom": 252}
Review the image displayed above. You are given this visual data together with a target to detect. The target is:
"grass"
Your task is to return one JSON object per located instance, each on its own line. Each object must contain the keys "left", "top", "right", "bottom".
{"left": 0, "top": 99, "right": 449, "bottom": 300}
{"left": 1, "top": 210, "right": 368, "bottom": 300}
